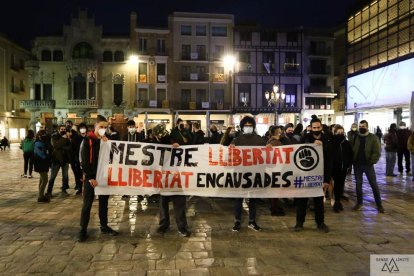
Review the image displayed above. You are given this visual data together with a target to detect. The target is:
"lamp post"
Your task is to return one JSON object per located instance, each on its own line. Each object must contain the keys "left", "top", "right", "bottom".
{"left": 265, "top": 84, "right": 285, "bottom": 125}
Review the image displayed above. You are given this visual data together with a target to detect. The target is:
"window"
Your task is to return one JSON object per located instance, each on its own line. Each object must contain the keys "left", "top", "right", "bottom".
{"left": 181, "top": 89, "right": 191, "bottom": 109}
{"left": 261, "top": 31, "right": 276, "bottom": 42}
{"left": 35, "top": 84, "right": 41, "bottom": 100}
{"left": 157, "top": 88, "right": 166, "bottom": 106}
{"left": 43, "top": 84, "right": 53, "bottom": 100}
{"left": 181, "top": 44, "right": 191, "bottom": 60}
{"left": 19, "top": 59, "right": 25, "bottom": 69}
{"left": 212, "top": 26, "right": 227, "bottom": 37}
{"left": 72, "top": 42, "right": 93, "bottom": 59}
{"left": 285, "top": 52, "right": 297, "bottom": 63}
{"left": 114, "top": 51, "right": 124, "bottom": 62}
{"left": 196, "top": 45, "right": 206, "bottom": 60}
{"left": 53, "top": 50, "right": 63, "bottom": 61}
{"left": 196, "top": 89, "right": 207, "bottom": 108}
{"left": 181, "top": 25, "right": 192, "bottom": 35}
{"left": 238, "top": 84, "right": 251, "bottom": 107}
{"left": 196, "top": 66, "right": 207, "bottom": 81}
{"left": 240, "top": 31, "right": 251, "bottom": 41}
{"left": 138, "top": 88, "right": 148, "bottom": 102}
{"left": 310, "top": 59, "right": 327, "bottom": 74}
{"left": 113, "top": 74, "right": 124, "bottom": 106}
{"left": 157, "top": 39, "right": 165, "bottom": 54}
{"left": 196, "top": 25, "right": 207, "bottom": 36}
{"left": 10, "top": 54, "right": 16, "bottom": 68}
{"left": 41, "top": 50, "right": 52, "bottom": 61}
{"left": 73, "top": 73, "right": 86, "bottom": 99}
{"left": 214, "top": 89, "right": 224, "bottom": 104}
{"left": 214, "top": 45, "right": 224, "bottom": 60}
{"left": 103, "top": 51, "right": 113, "bottom": 62}
{"left": 214, "top": 67, "right": 224, "bottom": 82}
{"left": 138, "top": 63, "right": 147, "bottom": 83}
{"left": 19, "top": 80, "right": 25, "bottom": 91}
{"left": 239, "top": 51, "right": 250, "bottom": 63}
{"left": 181, "top": 66, "right": 191, "bottom": 81}
{"left": 88, "top": 75, "right": 96, "bottom": 100}
{"left": 262, "top": 52, "right": 275, "bottom": 73}
{"left": 10, "top": 76, "right": 16, "bottom": 92}
{"left": 284, "top": 84, "right": 297, "bottom": 107}
{"left": 138, "top": 38, "right": 147, "bottom": 52}
{"left": 157, "top": 63, "right": 166, "bottom": 83}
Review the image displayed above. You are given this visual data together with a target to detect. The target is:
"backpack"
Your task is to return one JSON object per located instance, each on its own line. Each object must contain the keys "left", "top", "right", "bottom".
{"left": 22, "top": 139, "right": 35, "bottom": 153}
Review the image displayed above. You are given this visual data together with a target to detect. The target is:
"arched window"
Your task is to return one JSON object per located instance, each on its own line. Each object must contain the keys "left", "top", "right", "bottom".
{"left": 88, "top": 74, "right": 96, "bottom": 100}
{"left": 73, "top": 73, "right": 86, "bottom": 99}
{"left": 72, "top": 42, "right": 94, "bottom": 59}
{"left": 41, "top": 50, "right": 52, "bottom": 61}
{"left": 114, "top": 51, "right": 124, "bottom": 62}
{"left": 103, "top": 51, "right": 113, "bottom": 62}
{"left": 53, "top": 50, "right": 63, "bottom": 61}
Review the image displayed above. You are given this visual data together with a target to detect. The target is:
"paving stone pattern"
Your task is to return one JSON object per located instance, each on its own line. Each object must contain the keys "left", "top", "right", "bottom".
{"left": 0, "top": 144, "right": 413, "bottom": 275}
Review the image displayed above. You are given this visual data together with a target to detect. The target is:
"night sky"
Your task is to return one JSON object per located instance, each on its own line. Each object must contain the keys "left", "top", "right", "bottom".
{"left": 1, "top": 0, "right": 371, "bottom": 48}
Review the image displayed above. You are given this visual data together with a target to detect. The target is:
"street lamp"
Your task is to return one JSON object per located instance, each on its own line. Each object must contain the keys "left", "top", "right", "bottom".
{"left": 265, "top": 84, "right": 285, "bottom": 125}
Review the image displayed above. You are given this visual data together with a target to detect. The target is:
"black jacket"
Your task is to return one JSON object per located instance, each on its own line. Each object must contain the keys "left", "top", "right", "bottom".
{"left": 331, "top": 136, "right": 353, "bottom": 172}
{"left": 192, "top": 130, "right": 205, "bottom": 145}
{"left": 81, "top": 136, "right": 101, "bottom": 179}
{"left": 301, "top": 132, "right": 332, "bottom": 183}
{"left": 123, "top": 132, "right": 144, "bottom": 142}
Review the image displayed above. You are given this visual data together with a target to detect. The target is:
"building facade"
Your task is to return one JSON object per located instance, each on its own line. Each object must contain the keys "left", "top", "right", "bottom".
{"left": 0, "top": 35, "right": 30, "bottom": 142}
{"left": 168, "top": 12, "right": 234, "bottom": 132}
{"left": 346, "top": 0, "right": 414, "bottom": 130}
{"left": 233, "top": 26, "right": 303, "bottom": 134}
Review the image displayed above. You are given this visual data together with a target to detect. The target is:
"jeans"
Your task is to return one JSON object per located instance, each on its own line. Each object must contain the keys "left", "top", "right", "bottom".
{"left": 385, "top": 151, "right": 397, "bottom": 176}
{"left": 80, "top": 180, "right": 109, "bottom": 232}
{"left": 354, "top": 164, "right": 382, "bottom": 207}
{"left": 234, "top": 198, "right": 257, "bottom": 222}
{"left": 70, "top": 160, "right": 83, "bottom": 190}
{"left": 23, "top": 152, "right": 34, "bottom": 176}
{"left": 47, "top": 162, "right": 69, "bottom": 193}
{"left": 159, "top": 195, "right": 188, "bottom": 230}
{"left": 397, "top": 149, "right": 411, "bottom": 173}
{"left": 296, "top": 196, "right": 324, "bottom": 225}
{"left": 38, "top": 172, "right": 48, "bottom": 199}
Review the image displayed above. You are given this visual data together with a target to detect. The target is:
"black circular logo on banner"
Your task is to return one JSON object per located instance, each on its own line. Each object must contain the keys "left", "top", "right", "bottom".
{"left": 294, "top": 145, "right": 319, "bottom": 171}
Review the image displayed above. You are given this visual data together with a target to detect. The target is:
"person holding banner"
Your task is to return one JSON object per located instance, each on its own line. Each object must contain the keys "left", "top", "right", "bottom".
{"left": 154, "top": 123, "right": 191, "bottom": 237}
{"left": 294, "top": 115, "right": 331, "bottom": 233}
{"left": 231, "top": 116, "right": 266, "bottom": 232}
{"left": 78, "top": 115, "right": 119, "bottom": 242}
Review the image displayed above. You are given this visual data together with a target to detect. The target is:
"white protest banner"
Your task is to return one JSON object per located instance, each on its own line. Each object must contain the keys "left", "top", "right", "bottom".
{"left": 95, "top": 141, "right": 325, "bottom": 198}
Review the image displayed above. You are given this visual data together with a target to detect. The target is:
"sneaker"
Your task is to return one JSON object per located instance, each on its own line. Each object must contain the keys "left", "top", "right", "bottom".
{"left": 330, "top": 199, "right": 335, "bottom": 207}
{"left": 100, "top": 226, "right": 119, "bottom": 236}
{"left": 333, "top": 202, "right": 341, "bottom": 213}
{"left": 45, "top": 192, "right": 52, "bottom": 199}
{"left": 407, "top": 171, "right": 412, "bottom": 176}
{"left": 293, "top": 223, "right": 304, "bottom": 232}
{"left": 61, "top": 190, "right": 69, "bottom": 196}
{"left": 37, "top": 196, "right": 50, "bottom": 203}
{"left": 377, "top": 206, "right": 385, "bottom": 213}
{"left": 156, "top": 226, "right": 169, "bottom": 234}
{"left": 352, "top": 204, "right": 363, "bottom": 211}
{"left": 75, "top": 190, "right": 82, "bottom": 195}
{"left": 317, "top": 223, "right": 330, "bottom": 233}
{"left": 28, "top": 175, "right": 33, "bottom": 179}
{"left": 178, "top": 228, "right": 191, "bottom": 237}
{"left": 248, "top": 221, "right": 262, "bottom": 232}
{"left": 338, "top": 202, "right": 344, "bottom": 211}
{"left": 121, "top": 195, "right": 129, "bottom": 200}
{"left": 78, "top": 231, "right": 88, "bottom": 242}
{"left": 232, "top": 221, "right": 241, "bottom": 232}
{"left": 21, "top": 174, "right": 27, "bottom": 178}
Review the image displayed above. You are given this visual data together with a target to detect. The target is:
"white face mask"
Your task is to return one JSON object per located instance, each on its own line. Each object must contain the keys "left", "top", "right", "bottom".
{"left": 400, "top": 126, "right": 406, "bottom": 129}
{"left": 98, "top": 128, "right": 106, "bottom": 137}
{"left": 79, "top": 128, "right": 86, "bottom": 134}
{"left": 243, "top": 126, "right": 254, "bottom": 134}
{"left": 128, "top": 127, "right": 136, "bottom": 134}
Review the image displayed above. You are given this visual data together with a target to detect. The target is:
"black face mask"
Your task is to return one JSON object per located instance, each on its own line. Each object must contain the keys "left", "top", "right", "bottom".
{"left": 60, "top": 131, "right": 66, "bottom": 136}
{"left": 334, "top": 134, "right": 345, "bottom": 141}
{"left": 359, "top": 128, "right": 367, "bottom": 134}
{"left": 312, "top": 130, "right": 321, "bottom": 136}
{"left": 179, "top": 124, "right": 184, "bottom": 130}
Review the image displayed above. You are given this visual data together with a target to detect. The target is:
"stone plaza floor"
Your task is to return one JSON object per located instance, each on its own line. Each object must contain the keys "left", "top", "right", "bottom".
{"left": 0, "top": 143, "right": 413, "bottom": 275}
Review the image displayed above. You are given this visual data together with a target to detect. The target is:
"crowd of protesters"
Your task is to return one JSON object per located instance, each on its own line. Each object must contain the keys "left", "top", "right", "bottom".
{"left": 13, "top": 114, "right": 414, "bottom": 242}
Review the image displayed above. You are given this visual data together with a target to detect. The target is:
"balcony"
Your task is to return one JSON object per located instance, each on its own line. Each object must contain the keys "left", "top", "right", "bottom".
{"left": 284, "top": 63, "right": 300, "bottom": 73}
{"left": 67, "top": 99, "right": 98, "bottom": 108}
{"left": 20, "top": 100, "right": 55, "bottom": 109}
{"left": 308, "top": 86, "right": 333, "bottom": 94}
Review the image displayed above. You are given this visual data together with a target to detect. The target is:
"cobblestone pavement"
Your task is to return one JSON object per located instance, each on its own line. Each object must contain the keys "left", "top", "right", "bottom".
{"left": 0, "top": 144, "right": 413, "bottom": 275}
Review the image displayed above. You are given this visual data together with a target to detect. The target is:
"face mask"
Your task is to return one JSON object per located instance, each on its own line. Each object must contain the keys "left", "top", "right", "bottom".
{"left": 243, "top": 126, "right": 254, "bottom": 134}
{"left": 359, "top": 128, "right": 367, "bottom": 134}
{"left": 210, "top": 129, "right": 217, "bottom": 133}
{"left": 351, "top": 127, "right": 357, "bottom": 131}
{"left": 128, "top": 128, "right": 136, "bottom": 134}
{"left": 336, "top": 134, "right": 345, "bottom": 140}
{"left": 79, "top": 128, "right": 86, "bottom": 134}
{"left": 66, "top": 126, "right": 72, "bottom": 132}
{"left": 98, "top": 128, "right": 106, "bottom": 137}
{"left": 179, "top": 124, "right": 184, "bottom": 130}
{"left": 60, "top": 131, "right": 66, "bottom": 136}
{"left": 400, "top": 126, "right": 406, "bottom": 129}
{"left": 312, "top": 130, "right": 321, "bottom": 136}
